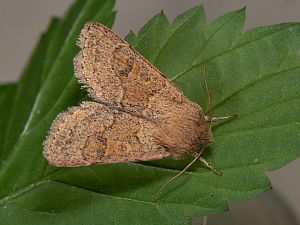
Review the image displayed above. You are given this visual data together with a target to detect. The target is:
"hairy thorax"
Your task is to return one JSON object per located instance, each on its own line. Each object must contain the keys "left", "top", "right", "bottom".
{"left": 149, "top": 95, "right": 212, "bottom": 158}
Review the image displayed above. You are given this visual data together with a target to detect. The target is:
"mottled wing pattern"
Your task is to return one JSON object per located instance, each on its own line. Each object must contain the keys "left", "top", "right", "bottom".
{"left": 44, "top": 102, "right": 171, "bottom": 167}
{"left": 74, "top": 22, "right": 186, "bottom": 112}
{"left": 44, "top": 22, "right": 212, "bottom": 167}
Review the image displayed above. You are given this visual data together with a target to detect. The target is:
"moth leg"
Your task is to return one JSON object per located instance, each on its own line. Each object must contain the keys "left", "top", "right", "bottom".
{"left": 198, "top": 156, "right": 222, "bottom": 176}
{"left": 205, "top": 114, "right": 237, "bottom": 122}
{"left": 158, "top": 148, "right": 204, "bottom": 194}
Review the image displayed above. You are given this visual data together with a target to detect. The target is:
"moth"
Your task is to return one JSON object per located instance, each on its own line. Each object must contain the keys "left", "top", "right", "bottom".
{"left": 43, "top": 22, "right": 233, "bottom": 191}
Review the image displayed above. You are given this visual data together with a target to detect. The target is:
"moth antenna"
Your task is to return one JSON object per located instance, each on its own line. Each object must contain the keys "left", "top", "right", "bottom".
{"left": 158, "top": 149, "right": 204, "bottom": 194}
{"left": 157, "top": 64, "right": 236, "bottom": 194}
{"left": 202, "top": 65, "right": 223, "bottom": 176}
{"left": 203, "top": 64, "right": 213, "bottom": 129}
{"left": 203, "top": 66, "right": 237, "bottom": 123}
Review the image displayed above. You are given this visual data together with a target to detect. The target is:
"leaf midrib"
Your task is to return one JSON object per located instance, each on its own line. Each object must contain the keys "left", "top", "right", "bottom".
{"left": 14, "top": 0, "right": 94, "bottom": 154}
{"left": 0, "top": 178, "right": 217, "bottom": 211}
{"left": 0, "top": 0, "right": 91, "bottom": 178}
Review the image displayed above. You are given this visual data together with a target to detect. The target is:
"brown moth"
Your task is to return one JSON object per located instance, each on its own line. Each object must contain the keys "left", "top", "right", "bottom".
{"left": 43, "top": 22, "right": 232, "bottom": 190}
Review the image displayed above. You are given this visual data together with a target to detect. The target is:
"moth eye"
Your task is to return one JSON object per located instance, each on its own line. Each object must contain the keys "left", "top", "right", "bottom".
{"left": 112, "top": 45, "right": 134, "bottom": 77}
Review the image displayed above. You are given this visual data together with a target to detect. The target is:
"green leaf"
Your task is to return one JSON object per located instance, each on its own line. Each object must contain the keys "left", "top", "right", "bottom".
{"left": 0, "top": 83, "right": 17, "bottom": 159}
{"left": 2, "top": 18, "right": 59, "bottom": 161}
{"left": 0, "top": 0, "right": 116, "bottom": 214}
{"left": 1, "top": 4, "right": 300, "bottom": 225}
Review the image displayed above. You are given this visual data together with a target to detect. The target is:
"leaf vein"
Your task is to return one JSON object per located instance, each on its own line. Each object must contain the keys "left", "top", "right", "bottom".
{"left": 171, "top": 24, "right": 298, "bottom": 82}
{"left": 212, "top": 65, "right": 300, "bottom": 111}
{"left": 153, "top": 8, "right": 200, "bottom": 65}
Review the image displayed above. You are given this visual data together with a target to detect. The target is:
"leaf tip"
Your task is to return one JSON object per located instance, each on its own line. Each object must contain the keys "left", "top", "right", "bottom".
{"left": 238, "top": 6, "right": 247, "bottom": 16}
{"left": 190, "top": 4, "right": 205, "bottom": 16}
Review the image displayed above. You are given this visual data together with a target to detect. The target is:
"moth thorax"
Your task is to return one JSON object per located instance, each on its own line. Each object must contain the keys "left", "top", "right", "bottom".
{"left": 154, "top": 104, "right": 212, "bottom": 156}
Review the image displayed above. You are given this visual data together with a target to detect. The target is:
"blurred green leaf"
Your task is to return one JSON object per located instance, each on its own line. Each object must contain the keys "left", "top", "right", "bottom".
{"left": 0, "top": 3, "right": 300, "bottom": 225}
{"left": 0, "top": 83, "right": 17, "bottom": 159}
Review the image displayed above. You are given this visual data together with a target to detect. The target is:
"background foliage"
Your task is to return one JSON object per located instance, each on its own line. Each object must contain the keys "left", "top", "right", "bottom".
{"left": 0, "top": 0, "right": 299, "bottom": 224}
